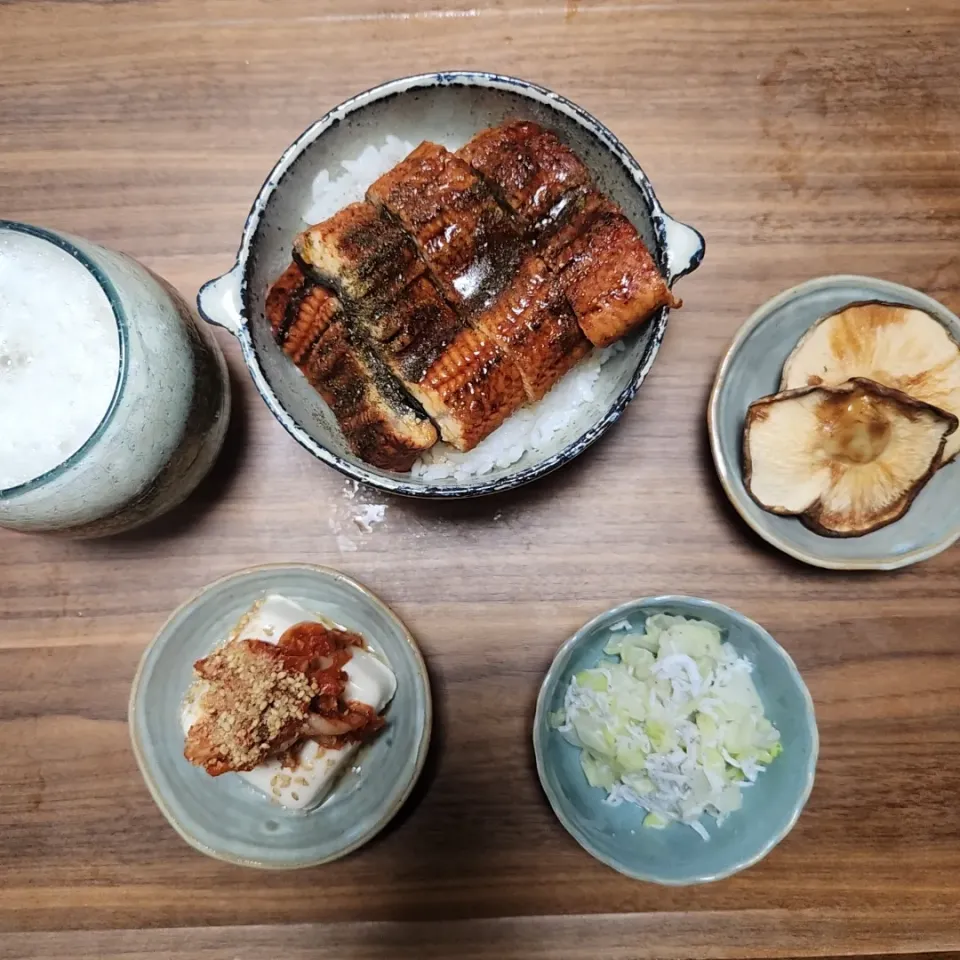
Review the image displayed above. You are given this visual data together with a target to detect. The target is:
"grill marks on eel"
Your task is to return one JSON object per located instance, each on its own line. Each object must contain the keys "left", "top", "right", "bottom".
{"left": 271, "top": 122, "right": 679, "bottom": 467}
{"left": 266, "top": 263, "right": 437, "bottom": 471}
{"left": 458, "top": 120, "right": 678, "bottom": 348}
{"left": 539, "top": 192, "right": 680, "bottom": 349}
{"left": 367, "top": 142, "right": 590, "bottom": 404}
{"left": 457, "top": 120, "right": 593, "bottom": 241}
{"left": 472, "top": 254, "right": 591, "bottom": 403}
{"left": 365, "top": 271, "right": 527, "bottom": 451}
{"left": 295, "top": 203, "right": 526, "bottom": 451}
{"left": 367, "top": 141, "right": 524, "bottom": 313}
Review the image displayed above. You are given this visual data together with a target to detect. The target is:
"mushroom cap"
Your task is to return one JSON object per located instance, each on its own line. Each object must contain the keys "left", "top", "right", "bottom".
{"left": 744, "top": 378, "right": 958, "bottom": 537}
{"left": 781, "top": 300, "right": 960, "bottom": 463}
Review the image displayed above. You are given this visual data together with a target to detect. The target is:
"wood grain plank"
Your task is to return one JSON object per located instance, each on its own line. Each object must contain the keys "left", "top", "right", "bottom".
{"left": 2, "top": 911, "right": 959, "bottom": 960}
{"left": 1, "top": 0, "right": 960, "bottom": 952}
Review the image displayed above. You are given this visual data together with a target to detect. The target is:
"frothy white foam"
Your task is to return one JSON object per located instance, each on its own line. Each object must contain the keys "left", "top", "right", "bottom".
{"left": 0, "top": 230, "right": 121, "bottom": 489}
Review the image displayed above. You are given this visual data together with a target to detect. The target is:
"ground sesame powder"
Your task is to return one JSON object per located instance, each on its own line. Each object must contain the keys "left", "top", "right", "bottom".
{"left": 183, "top": 639, "right": 318, "bottom": 776}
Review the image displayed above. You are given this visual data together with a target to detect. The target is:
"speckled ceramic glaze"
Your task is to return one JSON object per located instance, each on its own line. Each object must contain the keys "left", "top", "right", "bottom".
{"left": 198, "top": 72, "right": 704, "bottom": 498}
{"left": 0, "top": 221, "right": 230, "bottom": 537}
{"left": 534, "top": 596, "right": 818, "bottom": 885}
{"left": 710, "top": 275, "right": 960, "bottom": 570}
{"left": 129, "top": 564, "right": 432, "bottom": 869}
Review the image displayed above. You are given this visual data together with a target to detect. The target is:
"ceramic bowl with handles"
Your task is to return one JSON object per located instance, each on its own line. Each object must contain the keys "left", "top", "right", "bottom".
{"left": 198, "top": 72, "right": 704, "bottom": 498}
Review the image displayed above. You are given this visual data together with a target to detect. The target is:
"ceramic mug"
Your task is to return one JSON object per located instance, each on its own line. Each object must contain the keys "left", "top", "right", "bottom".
{"left": 0, "top": 221, "right": 231, "bottom": 537}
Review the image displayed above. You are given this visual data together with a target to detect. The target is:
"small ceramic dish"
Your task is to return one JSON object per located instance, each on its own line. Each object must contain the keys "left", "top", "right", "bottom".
{"left": 534, "top": 595, "right": 818, "bottom": 885}
{"left": 197, "top": 71, "right": 704, "bottom": 498}
{"left": 129, "top": 564, "right": 431, "bottom": 869}
{"left": 710, "top": 275, "right": 960, "bottom": 571}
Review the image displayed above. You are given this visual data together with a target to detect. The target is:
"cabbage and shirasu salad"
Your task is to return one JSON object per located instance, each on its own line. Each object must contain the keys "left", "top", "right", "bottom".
{"left": 550, "top": 614, "right": 782, "bottom": 840}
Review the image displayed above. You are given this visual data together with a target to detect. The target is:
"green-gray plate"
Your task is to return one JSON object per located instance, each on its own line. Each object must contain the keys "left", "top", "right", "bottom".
{"left": 534, "top": 596, "right": 818, "bottom": 885}
{"left": 710, "top": 274, "right": 960, "bottom": 570}
{"left": 129, "top": 563, "right": 431, "bottom": 869}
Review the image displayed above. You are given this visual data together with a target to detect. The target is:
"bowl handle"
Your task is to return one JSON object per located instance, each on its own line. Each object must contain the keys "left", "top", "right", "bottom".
{"left": 658, "top": 207, "right": 706, "bottom": 285}
{"left": 197, "top": 264, "right": 244, "bottom": 337}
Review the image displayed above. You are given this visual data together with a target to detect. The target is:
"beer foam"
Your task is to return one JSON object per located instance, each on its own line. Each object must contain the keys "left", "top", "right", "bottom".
{"left": 0, "top": 230, "right": 121, "bottom": 489}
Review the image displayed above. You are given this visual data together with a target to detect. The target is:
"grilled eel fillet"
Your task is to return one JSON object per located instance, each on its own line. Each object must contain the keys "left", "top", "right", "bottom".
{"left": 366, "top": 142, "right": 524, "bottom": 314}
{"left": 368, "top": 272, "right": 527, "bottom": 450}
{"left": 293, "top": 201, "right": 424, "bottom": 302}
{"left": 538, "top": 191, "right": 680, "bottom": 348}
{"left": 457, "top": 120, "right": 593, "bottom": 240}
{"left": 368, "top": 151, "right": 589, "bottom": 403}
{"left": 266, "top": 263, "right": 437, "bottom": 471}
{"left": 473, "top": 254, "right": 590, "bottom": 402}
{"left": 300, "top": 199, "right": 586, "bottom": 409}
{"left": 295, "top": 206, "right": 527, "bottom": 451}
{"left": 458, "top": 121, "right": 679, "bottom": 348}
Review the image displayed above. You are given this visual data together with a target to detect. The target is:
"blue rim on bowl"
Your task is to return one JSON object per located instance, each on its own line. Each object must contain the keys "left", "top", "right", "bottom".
{"left": 129, "top": 563, "right": 432, "bottom": 869}
{"left": 709, "top": 274, "right": 960, "bottom": 571}
{"left": 197, "top": 71, "right": 705, "bottom": 499}
{"left": 534, "top": 595, "right": 819, "bottom": 884}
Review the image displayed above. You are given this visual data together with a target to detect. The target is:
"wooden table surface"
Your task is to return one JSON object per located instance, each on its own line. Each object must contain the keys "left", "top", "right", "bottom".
{"left": 2, "top": 1, "right": 960, "bottom": 958}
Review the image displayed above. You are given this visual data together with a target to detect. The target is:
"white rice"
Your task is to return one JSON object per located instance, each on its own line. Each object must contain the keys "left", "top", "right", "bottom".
{"left": 303, "top": 136, "right": 629, "bottom": 483}
{"left": 303, "top": 136, "right": 415, "bottom": 225}
{"left": 412, "top": 342, "right": 625, "bottom": 481}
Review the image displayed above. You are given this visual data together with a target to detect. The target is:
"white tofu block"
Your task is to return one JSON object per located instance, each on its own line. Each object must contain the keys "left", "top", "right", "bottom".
{"left": 181, "top": 594, "right": 396, "bottom": 810}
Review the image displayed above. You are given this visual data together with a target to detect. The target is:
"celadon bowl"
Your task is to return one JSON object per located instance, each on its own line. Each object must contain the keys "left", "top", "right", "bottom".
{"left": 129, "top": 564, "right": 431, "bottom": 869}
{"left": 709, "top": 274, "right": 960, "bottom": 570}
{"left": 534, "top": 596, "right": 818, "bottom": 885}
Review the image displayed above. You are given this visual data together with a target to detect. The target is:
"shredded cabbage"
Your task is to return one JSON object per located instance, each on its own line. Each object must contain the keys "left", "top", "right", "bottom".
{"left": 551, "top": 614, "right": 782, "bottom": 840}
